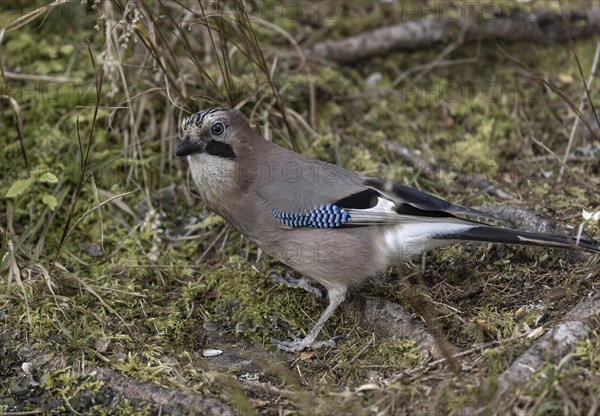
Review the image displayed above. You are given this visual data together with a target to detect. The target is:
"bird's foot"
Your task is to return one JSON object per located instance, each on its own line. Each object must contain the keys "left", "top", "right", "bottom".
{"left": 270, "top": 272, "right": 324, "bottom": 298}
{"left": 275, "top": 335, "right": 345, "bottom": 353}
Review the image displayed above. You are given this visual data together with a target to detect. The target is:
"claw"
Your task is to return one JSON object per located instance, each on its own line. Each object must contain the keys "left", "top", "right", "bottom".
{"left": 273, "top": 287, "right": 348, "bottom": 353}
{"left": 275, "top": 335, "right": 344, "bottom": 352}
{"left": 276, "top": 339, "right": 308, "bottom": 353}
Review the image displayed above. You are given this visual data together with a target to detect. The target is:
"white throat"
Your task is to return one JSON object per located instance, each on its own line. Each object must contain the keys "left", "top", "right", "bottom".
{"left": 187, "top": 153, "right": 237, "bottom": 206}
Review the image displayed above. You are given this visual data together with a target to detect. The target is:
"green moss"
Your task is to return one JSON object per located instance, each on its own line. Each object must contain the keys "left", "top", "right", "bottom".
{"left": 574, "top": 333, "right": 600, "bottom": 372}
{"left": 201, "top": 258, "right": 327, "bottom": 343}
{"left": 112, "top": 351, "right": 174, "bottom": 384}
{"left": 464, "top": 305, "right": 519, "bottom": 343}
{"left": 42, "top": 370, "right": 104, "bottom": 414}
{"left": 305, "top": 133, "right": 336, "bottom": 162}
{"left": 483, "top": 343, "right": 529, "bottom": 376}
{"left": 370, "top": 338, "right": 420, "bottom": 368}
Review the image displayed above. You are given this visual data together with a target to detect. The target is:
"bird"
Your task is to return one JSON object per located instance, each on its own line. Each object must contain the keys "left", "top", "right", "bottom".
{"left": 176, "top": 107, "right": 599, "bottom": 352}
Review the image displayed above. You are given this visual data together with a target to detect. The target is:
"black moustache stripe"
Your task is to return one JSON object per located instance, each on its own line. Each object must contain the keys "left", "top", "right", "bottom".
{"left": 205, "top": 141, "right": 236, "bottom": 160}
{"left": 175, "top": 139, "right": 236, "bottom": 159}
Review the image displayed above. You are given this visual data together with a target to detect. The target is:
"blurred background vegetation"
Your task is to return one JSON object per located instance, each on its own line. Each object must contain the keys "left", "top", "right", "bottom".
{"left": 1, "top": 0, "right": 599, "bottom": 414}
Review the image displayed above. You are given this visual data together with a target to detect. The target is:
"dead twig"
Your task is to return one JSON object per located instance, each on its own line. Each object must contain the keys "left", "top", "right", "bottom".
{"left": 559, "top": 38, "right": 600, "bottom": 182}
{"left": 1, "top": 95, "right": 29, "bottom": 173}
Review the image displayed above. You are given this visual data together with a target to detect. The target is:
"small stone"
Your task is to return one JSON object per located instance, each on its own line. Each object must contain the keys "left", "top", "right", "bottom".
{"left": 9, "top": 379, "right": 30, "bottom": 397}
{"left": 202, "top": 321, "right": 219, "bottom": 332}
{"left": 95, "top": 336, "right": 110, "bottom": 353}
{"left": 0, "top": 397, "right": 17, "bottom": 407}
{"left": 365, "top": 72, "right": 383, "bottom": 85}
{"left": 84, "top": 244, "right": 104, "bottom": 258}
{"left": 21, "top": 362, "right": 34, "bottom": 376}
{"left": 202, "top": 349, "right": 223, "bottom": 357}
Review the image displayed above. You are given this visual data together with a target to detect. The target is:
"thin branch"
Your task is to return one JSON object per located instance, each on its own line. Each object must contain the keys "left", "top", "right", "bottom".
{"left": 559, "top": 38, "right": 600, "bottom": 181}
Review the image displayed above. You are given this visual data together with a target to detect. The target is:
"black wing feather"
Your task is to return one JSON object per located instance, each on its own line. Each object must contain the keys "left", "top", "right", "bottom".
{"left": 364, "top": 178, "right": 499, "bottom": 221}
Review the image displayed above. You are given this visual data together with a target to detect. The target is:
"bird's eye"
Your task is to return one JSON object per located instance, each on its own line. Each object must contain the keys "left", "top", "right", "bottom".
{"left": 211, "top": 122, "right": 225, "bottom": 136}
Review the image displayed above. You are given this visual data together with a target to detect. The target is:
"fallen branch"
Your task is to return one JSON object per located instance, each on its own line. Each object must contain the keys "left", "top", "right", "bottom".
{"left": 495, "top": 292, "right": 600, "bottom": 397}
{"left": 305, "top": 6, "right": 600, "bottom": 64}
{"left": 307, "top": 19, "right": 445, "bottom": 64}
{"left": 90, "top": 368, "right": 237, "bottom": 415}
{"left": 346, "top": 296, "right": 459, "bottom": 361}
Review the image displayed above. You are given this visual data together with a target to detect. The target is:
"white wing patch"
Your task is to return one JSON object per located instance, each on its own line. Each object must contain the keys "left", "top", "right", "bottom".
{"left": 346, "top": 196, "right": 399, "bottom": 224}
{"left": 346, "top": 195, "right": 477, "bottom": 225}
{"left": 384, "top": 222, "right": 476, "bottom": 260}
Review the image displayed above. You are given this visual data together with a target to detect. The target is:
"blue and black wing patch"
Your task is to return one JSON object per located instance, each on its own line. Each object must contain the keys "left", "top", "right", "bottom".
{"left": 270, "top": 204, "right": 350, "bottom": 229}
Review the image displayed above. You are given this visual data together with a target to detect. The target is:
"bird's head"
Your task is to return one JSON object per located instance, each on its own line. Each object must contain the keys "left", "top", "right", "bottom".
{"left": 176, "top": 107, "right": 250, "bottom": 160}
{"left": 176, "top": 107, "right": 261, "bottom": 204}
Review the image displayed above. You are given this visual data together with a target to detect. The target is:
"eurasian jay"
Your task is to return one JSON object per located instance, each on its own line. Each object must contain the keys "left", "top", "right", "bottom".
{"left": 176, "top": 107, "right": 599, "bottom": 352}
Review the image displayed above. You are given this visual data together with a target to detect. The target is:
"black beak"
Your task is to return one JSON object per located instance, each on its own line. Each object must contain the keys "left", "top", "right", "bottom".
{"left": 175, "top": 139, "right": 205, "bottom": 157}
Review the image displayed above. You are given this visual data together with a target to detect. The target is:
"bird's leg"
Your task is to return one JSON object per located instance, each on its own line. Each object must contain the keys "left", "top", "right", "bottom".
{"left": 277, "top": 286, "right": 347, "bottom": 352}
{"left": 270, "top": 271, "right": 324, "bottom": 298}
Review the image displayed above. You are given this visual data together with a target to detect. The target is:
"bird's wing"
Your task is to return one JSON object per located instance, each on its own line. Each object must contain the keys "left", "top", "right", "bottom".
{"left": 254, "top": 146, "right": 370, "bottom": 214}
{"left": 358, "top": 178, "right": 499, "bottom": 223}
{"left": 254, "top": 146, "right": 498, "bottom": 229}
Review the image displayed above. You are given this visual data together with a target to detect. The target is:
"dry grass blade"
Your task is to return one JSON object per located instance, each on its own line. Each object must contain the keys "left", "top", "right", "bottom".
{"left": 101, "top": 1, "right": 154, "bottom": 211}
{"left": 0, "top": 227, "right": 8, "bottom": 273}
{"left": 233, "top": 0, "right": 299, "bottom": 152}
{"left": 559, "top": 38, "right": 600, "bottom": 182}
{"left": 560, "top": 6, "right": 600, "bottom": 130}
{"left": 530, "top": 137, "right": 598, "bottom": 193}
{"left": 52, "top": 261, "right": 131, "bottom": 333}
{"left": 31, "top": 263, "right": 68, "bottom": 320}
{"left": 497, "top": 44, "right": 600, "bottom": 145}
{"left": 2, "top": 71, "right": 73, "bottom": 83}
{"left": 198, "top": 1, "right": 234, "bottom": 106}
{"left": 1, "top": 95, "right": 29, "bottom": 172}
{"left": 62, "top": 188, "right": 140, "bottom": 250}
{"left": 532, "top": 74, "right": 599, "bottom": 143}
{"left": 129, "top": 1, "right": 189, "bottom": 110}
{"left": 96, "top": 189, "right": 137, "bottom": 218}
{"left": 53, "top": 44, "right": 104, "bottom": 264}
{"left": 5, "top": 240, "right": 32, "bottom": 326}
{"left": 0, "top": 0, "right": 68, "bottom": 32}
{"left": 159, "top": 2, "right": 221, "bottom": 103}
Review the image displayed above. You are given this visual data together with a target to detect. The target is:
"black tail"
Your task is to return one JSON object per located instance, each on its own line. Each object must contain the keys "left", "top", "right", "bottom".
{"left": 438, "top": 226, "right": 600, "bottom": 253}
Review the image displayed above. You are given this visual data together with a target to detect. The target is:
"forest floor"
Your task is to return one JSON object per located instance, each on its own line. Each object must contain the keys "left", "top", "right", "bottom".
{"left": 1, "top": 1, "right": 599, "bottom": 415}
